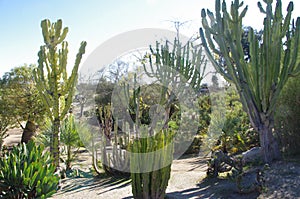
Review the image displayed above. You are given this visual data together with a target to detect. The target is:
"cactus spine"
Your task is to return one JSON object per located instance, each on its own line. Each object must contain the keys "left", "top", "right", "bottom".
{"left": 33, "top": 19, "right": 87, "bottom": 168}
{"left": 200, "top": 0, "right": 300, "bottom": 162}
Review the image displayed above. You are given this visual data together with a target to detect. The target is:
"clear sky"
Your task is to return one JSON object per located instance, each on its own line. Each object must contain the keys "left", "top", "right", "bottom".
{"left": 0, "top": 0, "right": 298, "bottom": 76}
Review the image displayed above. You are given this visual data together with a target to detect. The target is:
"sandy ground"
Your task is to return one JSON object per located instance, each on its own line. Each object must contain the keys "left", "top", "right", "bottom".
{"left": 3, "top": 129, "right": 300, "bottom": 199}
{"left": 3, "top": 129, "right": 209, "bottom": 199}
{"left": 3, "top": 128, "right": 23, "bottom": 147}
{"left": 50, "top": 156, "right": 208, "bottom": 199}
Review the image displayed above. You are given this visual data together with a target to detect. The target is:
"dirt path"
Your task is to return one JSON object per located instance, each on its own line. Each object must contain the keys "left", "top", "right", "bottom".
{"left": 3, "top": 128, "right": 22, "bottom": 147}
{"left": 3, "top": 129, "right": 209, "bottom": 198}
{"left": 3, "top": 129, "right": 300, "bottom": 199}
{"left": 50, "top": 155, "right": 208, "bottom": 199}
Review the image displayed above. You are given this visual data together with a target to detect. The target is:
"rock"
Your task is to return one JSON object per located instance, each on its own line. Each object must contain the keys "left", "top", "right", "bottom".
{"left": 242, "top": 147, "right": 262, "bottom": 165}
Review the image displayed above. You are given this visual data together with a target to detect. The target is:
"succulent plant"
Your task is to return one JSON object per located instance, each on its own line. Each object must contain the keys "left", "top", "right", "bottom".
{"left": 0, "top": 141, "right": 59, "bottom": 199}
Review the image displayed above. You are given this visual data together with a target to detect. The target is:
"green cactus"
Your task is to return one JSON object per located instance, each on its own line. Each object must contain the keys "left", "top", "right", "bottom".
{"left": 95, "top": 104, "right": 130, "bottom": 176}
{"left": 118, "top": 76, "right": 173, "bottom": 198}
{"left": 33, "top": 19, "right": 87, "bottom": 168}
{"left": 200, "top": 0, "right": 300, "bottom": 162}
{"left": 144, "top": 39, "right": 207, "bottom": 99}
{"left": 130, "top": 129, "right": 174, "bottom": 199}
{"left": 110, "top": 38, "right": 207, "bottom": 197}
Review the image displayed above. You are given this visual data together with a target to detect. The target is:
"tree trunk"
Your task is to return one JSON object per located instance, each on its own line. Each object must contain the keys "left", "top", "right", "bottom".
{"left": 51, "top": 118, "right": 60, "bottom": 169}
{"left": 21, "top": 120, "right": 37, "bottom": 143}
{"left": 80, "top": 103, "right": 84, "bottom": 118}
{"left": 258, "top": 120, "right": 281, "bottom": 163}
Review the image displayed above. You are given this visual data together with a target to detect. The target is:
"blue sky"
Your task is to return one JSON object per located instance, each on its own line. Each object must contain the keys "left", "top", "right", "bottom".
{"left": 0, "top": 0, "right": 298, "bottom": 76}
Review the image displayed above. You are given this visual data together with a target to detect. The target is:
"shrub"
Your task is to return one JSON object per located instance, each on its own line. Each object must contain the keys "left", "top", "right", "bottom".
{"left": 199, "top": 87, "right": 259, "bottom": 155}
{"left": 275, "top": 75, "right": 300, "bottom": 156}
{"left": 60, "top": 114, "right": 83, "bottom": 171}
{"left": 0, "top": 116, "right": 9, "bottom": 154}
{"left": 36, "top": 114, "right": 83, "bottom": 171}
{"left": 0, "top": 141, "right": 59, "bottom": 198}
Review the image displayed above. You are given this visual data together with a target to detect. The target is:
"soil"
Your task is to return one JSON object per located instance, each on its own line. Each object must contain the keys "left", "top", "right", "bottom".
{"left": 3, "top": 129, "right": 300, "bottom": 199}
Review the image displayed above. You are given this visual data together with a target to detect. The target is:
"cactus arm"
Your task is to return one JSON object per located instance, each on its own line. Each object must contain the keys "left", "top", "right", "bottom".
{"left": 288, "top": 18, "right": 300, "bottom": 74}
{"left": 200, "top": 0, "right": 300, "bottom": 162}
{"left": 60, "top": 41, "right": 86, "bottom": 120}
{"left": 34, "top": 19, "right": 86, "bottom": 168}
{"left": 199, "top": 28, "right": 232, "bottom": 82}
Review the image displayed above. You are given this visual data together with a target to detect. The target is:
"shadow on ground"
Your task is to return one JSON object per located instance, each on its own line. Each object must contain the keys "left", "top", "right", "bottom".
{"left": 166, "top": 177, "right": 260, "bottom": 199}
{"left": 54, "top": 171, "right": 131, "bottom": 197}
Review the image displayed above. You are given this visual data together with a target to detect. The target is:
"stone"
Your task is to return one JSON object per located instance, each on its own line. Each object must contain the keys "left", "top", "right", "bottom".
{"left": 242, "top": 147, "right": 262, "bottom": 165}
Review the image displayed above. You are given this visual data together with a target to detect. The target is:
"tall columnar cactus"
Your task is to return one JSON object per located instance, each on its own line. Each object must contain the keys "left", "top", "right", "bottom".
{"left": 33, "top": 19, "right": 87, "bottom": 168}
{"left": 130, "top": 129, "right": 174, "bottom": 199}
{"left": 200, "top": 0, "right": 300, "bottom": 162}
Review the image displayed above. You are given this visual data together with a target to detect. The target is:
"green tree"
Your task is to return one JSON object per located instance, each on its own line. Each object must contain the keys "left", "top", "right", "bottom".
{"left": 0, "top": 86, "right": 10, "bottom": 151}
{"left": 0, "top": 114, "right": 9, "bottom": 152}
{"left": 33, "top": 19, "right": 87, "bottom": 168}
{"left": 95, "top": 77, "right": 114, "bottom": 107}
{"left": 200, "top": 0, "right": 300, "bottom": 162}
{"left": 0, "top": 65, "right": 46, "bottom": 143}
{"left": 76, "top": 74, "right": 97, "bottom": 118}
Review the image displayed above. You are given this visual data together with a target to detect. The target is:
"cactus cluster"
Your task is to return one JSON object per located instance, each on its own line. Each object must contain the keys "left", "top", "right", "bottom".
{"left": 144, "top": 39, "right": 207, "bottom": 98}
{"left": 200, "top": 0, "right": 300, "bottom": 162}
{"left": 95, "top": 104, "right": 130, "bottom": 176}
{"left": 33, "top": 19, "right": 86, "bottom": 168}
{"left": 114, "top": 37, "right": 207, "bottom": 198}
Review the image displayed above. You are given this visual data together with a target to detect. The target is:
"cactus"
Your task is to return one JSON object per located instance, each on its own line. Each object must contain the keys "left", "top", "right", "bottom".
{"left": 33, "top": 19, "right": 87, "bottom": 168}
{"left": 144, "top": 39, "right": 207, "bottom": 101}
{"left": 118, "top": 77, "right": 173, "bottom": 198}
{"left": 95, "top": 104, "right": 130, "bottom": 176}
{"left": 200, "top": 0, "right": 300, "bottom": 163}
{"left": 130, "top": 129, "right": 174, "bottom": 199}
{"left": 120, "top": 38, "right": 206, "bottom": 198}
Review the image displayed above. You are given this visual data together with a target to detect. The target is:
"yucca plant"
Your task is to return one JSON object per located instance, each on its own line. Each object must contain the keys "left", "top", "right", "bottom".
{"left": 36, "top": 115, "right": 83, "bottom": 171}
{"left": 0, "top": 141, "right": 59, "bottom": 198}
{"left": 60, "top": 114, "right": 82, "bottom": 171}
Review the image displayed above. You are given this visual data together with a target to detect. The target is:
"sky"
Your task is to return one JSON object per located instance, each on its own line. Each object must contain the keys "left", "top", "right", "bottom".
{"left": 0, "top": 0, "right": 298, "bottom": 76}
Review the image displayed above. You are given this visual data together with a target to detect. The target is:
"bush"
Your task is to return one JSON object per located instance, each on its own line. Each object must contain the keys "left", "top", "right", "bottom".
{"left": 275, "top": 75, "right": 300, "bottom": 156}
{"left": 0, "top": 116, "right": 9, "bottom": 154}
{"left": 198, "top": 87, "right": 259, "bottom": 155}
{"left": 60, "top": 114, "right": 83, "bottom": 171}
{"left": 36, "top": 114, "right": 83, "bottom": 171}
{"left": 0, "top": 141, "right": 59, "bottom": 198}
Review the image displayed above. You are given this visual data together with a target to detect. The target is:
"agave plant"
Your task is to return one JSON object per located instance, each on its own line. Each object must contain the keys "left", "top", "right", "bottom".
{"left": 0, "top": 141, "right": 59, "bottom": 199}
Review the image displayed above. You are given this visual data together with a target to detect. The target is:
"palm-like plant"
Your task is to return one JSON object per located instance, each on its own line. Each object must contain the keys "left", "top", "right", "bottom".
{"left": 60, "top": 114, "right": 82, "bottom": 171}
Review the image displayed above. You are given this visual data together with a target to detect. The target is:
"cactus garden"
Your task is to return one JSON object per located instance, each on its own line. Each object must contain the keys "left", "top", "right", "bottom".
{"left": 0, "top": 0, "right": 300, "bottom": 198}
